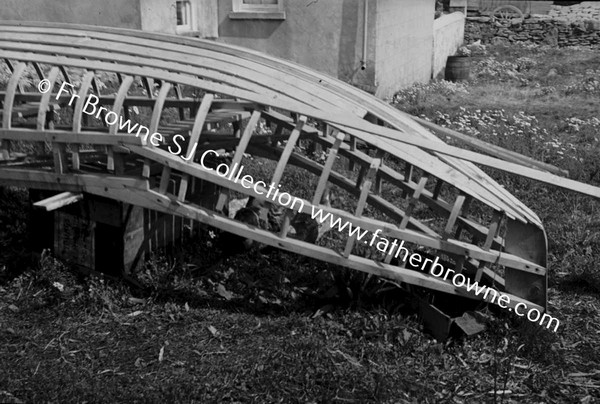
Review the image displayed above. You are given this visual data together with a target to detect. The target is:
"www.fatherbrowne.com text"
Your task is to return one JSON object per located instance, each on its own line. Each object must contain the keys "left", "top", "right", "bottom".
{"left": 52, "top": 81, "right": 560, "bottom": 332}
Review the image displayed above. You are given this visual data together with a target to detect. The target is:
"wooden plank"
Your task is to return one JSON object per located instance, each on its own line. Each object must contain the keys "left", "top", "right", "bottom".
{"left": 54, "top": 210, "right": 94, "bottom": 270}
{"left": 1, "top": 62, "right": 26, "bottom": 160}
{"left": 443, "top": 194, "right": 466, "bottom": 240}
{"left": 143, "top": 82, "right": 172, "bottom": 178}
{"left": 312, "top": 130, "right": 345, "bottom": 205}
{"left": 249, "top": 143, "right": 440, "bottom": 239}
{"left": 31, "top": 61, "right": 44, "bottom": 81}
{"left": 33, "top": 191, "right": 83, "bottom": 211}
{"left": 239, "top": 144, "right": 539, "bottom": 275}
{"left": 37, "top": 66, "right": 60, "bottom": 130}
{"left": 432, "top": 179, "right": 444, "bottom": 200}
{"left": 0, "top": 27, "right": 358, "bottom": 114}
{"left": 399, "top": 176, "right": 428, "bottom": 229}
{"left": 259, "top": 111, "right": 503, "bottom": 246}
{"left": 2, "top": 62, "right": 26, "bottom": 129}
{"left": 261, "top": 109, "right": 520, "bottom": 237}
{"left": 80, "top": 180, "right": 544, "bottom": 312}
{"left": 0, "top": 128, "right": 145, "bottom": 146}
{"left": 476, "top": 210, "right": 504, "bottom": 282}
{"left": 335, "top": 123, "right": 600, "bottom": 202}
{"left": 107, "top": 75, "right": 134, "bottom": 172}
{"left": 348, "top": 135, "right": 357, "bottom": 171}
{"left": 214, "top": 109, "right": 261, "bottom": 211}
{"left": 0, "top": 33, "right": 350, "bottom": 114}
{"left": 52, "top": 142, "right": 68, "bottom": 174}
{"left": 34, "top": 67, "right": 68, "bottom": 173}
{"left": 158, "top": 166, "right": 172, "bottom": 194}
{"left": 177, "top": 93, "right": 214, "bottom": 201}
{"left": 0, "top": 153, "right": 546, "bottom": 276}
{"left": 3, "top": 59, "right": 25, "bottom": 93}
{"left": 317, "top": 134, "right": 505, "bottom": 248}
{"left": 271, "top": 115, "right": 306, "bottom": 186}
{"left": 4, "top": 92, "right": 257, "bottom": 112}
{"left": 58, "top": 65, "right": 71, "bottom": 87}
{"left": 343, "top": 158, "right": 380, "bottom": 257}
{"left": 173, "top": 84, "right": 186, "bottom": 121}
{"left": 71, "top": 71, "right": 96, "bottom": 170}
{"left": 453, "top": 195, "right": 473, "bottom": 240}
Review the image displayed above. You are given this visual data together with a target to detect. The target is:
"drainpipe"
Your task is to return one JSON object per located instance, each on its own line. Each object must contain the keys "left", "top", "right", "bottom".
{"left": 361, "top": 0, "right": 368, "bottom": 70}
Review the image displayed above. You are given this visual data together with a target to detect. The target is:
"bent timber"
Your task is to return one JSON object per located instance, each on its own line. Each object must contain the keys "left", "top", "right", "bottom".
{"left": 1, "top": 21, "right": 599, "bottom": 314}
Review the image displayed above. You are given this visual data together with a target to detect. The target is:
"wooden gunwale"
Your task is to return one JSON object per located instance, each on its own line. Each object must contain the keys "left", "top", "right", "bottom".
{"left": 2, "top": 48, "right": 596, "bottom": 205}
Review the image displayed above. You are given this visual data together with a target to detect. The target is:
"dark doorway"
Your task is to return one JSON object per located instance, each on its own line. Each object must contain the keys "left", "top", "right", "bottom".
{"left": 95, "top": 222, "right": 123, "bottom": 277}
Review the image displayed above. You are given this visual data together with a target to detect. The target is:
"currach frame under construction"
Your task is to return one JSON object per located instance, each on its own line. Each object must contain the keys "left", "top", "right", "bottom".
{"left": 1, "top": 21, "right": 599, "bottom": 316}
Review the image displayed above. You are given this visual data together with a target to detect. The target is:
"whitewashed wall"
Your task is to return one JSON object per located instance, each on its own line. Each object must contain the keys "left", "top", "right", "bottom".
{"left": 432, "top": 12, "right": 465, "bottom": 79}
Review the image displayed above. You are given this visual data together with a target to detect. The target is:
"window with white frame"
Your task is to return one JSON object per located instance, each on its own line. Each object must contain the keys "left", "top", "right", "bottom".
{"left": 176, "top": 0, "right": 194, "bottom": 32}
{"left": 230, "top": 0, "right": 285, "bottom": 19}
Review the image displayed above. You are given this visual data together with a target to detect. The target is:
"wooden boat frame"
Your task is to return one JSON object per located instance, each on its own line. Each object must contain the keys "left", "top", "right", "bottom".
{"left": 1, "top": 21, "right": 599, "bottom": 316}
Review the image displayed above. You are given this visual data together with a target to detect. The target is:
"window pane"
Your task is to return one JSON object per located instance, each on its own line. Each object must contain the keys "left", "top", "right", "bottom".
{"left": 176, "top": 1, "right": 183, "bottom": 25}
{"left": 176, "top": 0, "right": 191, "bottom": 26}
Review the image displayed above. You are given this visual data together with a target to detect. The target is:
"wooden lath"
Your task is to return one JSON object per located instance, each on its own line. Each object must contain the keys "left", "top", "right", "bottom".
{"left": 3, "top": 22, "right": 583, "bottom": 314}
{"left": 0, "top": 23, "right": 593, "bottom": 200}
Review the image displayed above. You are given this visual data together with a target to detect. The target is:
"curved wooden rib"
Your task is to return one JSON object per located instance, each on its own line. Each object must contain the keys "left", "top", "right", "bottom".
{"left": 5, "top": 21, "right": 598, "bottom": 315}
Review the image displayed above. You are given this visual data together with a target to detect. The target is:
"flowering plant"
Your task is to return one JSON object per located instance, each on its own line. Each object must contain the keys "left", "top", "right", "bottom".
{"left": 456, "top": 46, "right": 472, "bottom": 57}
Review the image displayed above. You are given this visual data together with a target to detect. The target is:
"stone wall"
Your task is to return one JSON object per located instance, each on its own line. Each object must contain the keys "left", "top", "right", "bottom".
{"left": 465, "top": 1, "right": 600, "bottom": 47}
{"left": 548, "top": 2, "right": 600, "bottom": 21}
{"left": 465, "top": 17, "right": 600, "bottom": 47}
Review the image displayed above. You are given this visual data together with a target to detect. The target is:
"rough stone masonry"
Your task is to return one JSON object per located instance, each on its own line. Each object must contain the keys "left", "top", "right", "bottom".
{"left": 465, "top": 2, "right": 600, "bottom": 47}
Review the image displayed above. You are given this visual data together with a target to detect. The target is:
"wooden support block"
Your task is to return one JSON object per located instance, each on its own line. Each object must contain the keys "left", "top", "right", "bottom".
{"left": 33, "top": 192, "right": 83, "bottom": 211}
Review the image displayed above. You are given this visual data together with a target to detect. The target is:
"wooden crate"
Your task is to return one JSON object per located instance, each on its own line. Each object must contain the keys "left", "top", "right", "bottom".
{"left": 31, "top": 190, "right": 198, "bottom": 276}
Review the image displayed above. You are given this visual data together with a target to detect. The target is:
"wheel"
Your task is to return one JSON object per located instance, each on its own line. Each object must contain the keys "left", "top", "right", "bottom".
{"left": 492, "top": 5, "right": 524, "bottom": 26}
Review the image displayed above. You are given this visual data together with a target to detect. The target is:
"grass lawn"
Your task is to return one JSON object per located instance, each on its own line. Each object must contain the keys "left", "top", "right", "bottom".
{"left": 1, "top": 43, "right": 600, "bottom": 403}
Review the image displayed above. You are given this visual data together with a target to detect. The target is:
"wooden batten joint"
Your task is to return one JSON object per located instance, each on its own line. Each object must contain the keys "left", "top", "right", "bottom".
{"left": 398, "top": 175, "right": 428, "bottom": 230}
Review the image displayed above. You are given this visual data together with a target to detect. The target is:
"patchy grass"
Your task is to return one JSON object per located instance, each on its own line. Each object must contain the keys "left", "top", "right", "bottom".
{"left": 1, "top": 43, "right": 600, "bottom": 403}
